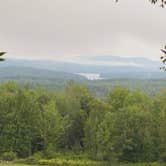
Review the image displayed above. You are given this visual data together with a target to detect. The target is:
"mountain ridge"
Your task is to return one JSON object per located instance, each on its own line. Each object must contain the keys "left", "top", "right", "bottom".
{"left": 0, "top": 56, "right": 164, "bottom": 79}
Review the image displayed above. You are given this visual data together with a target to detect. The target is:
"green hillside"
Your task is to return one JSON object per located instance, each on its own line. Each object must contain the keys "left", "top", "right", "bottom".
{"left": 0, "top": 66, "right": 166, "bottom": 97}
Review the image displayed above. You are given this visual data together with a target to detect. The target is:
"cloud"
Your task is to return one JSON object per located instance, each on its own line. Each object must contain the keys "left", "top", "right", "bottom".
{"left": 0, "top": 0, "right": 165, "bottom": 60}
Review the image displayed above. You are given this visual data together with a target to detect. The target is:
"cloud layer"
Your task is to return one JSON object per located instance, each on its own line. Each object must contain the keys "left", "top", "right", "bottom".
{"left": 0, "top": 0, "right": 165, "bottom": 60}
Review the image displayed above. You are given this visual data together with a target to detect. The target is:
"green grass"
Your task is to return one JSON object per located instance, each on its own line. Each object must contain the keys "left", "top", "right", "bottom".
{"left": 0, "top": 162, "right": 166, "bottom": 166}
{"left": 0, "top": 164, "right": 37, "bottom": 166}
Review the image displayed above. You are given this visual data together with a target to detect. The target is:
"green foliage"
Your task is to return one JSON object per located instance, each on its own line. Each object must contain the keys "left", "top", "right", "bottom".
{"left": 38, "top": 158, "right": 107, "bottom": 166}
{"left": 1, "top": 162, "right": 166, "bottom": 166}
{"left": 23, "top": 152, "right": 43, "bottom": 164}
{"left": 1, "top": 151, "right": 17, "bottom": 161}
{"left": 107, "top": 87, "right": 130, "bottom": 111}
{"left": 2, "top": 81, "right": 166, "bottom": 163}
{"left": 84, "top": 99, "right": 111, "bottom": 160}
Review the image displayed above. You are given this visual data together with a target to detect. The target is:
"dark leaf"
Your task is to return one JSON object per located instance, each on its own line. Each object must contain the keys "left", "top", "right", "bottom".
{"left": 0, "top": 58, "right": 5, "bottom": 61}
{"left": 0, "top": 52, "right": 6, "bottom": 56}
{"left": 161, "top": 49, "right": 166, "bottom": 54}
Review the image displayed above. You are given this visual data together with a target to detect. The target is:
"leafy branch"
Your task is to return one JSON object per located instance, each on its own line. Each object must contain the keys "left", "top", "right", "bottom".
{"left": 149, "top": 0, "right": 166, "bottom": 7}
{"left": 160, "top": 46, "right": 166, "bottom": 71}
{"left": 0, "top": 52, "right": 6, "bottom": 61}
{"left": 115, "top": 0, "right": 166, "bottom": 7}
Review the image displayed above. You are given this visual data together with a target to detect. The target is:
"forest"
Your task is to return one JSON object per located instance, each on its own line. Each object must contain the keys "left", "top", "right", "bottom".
{"left": 1, "top": 81, "right": 166, "bottom": 165}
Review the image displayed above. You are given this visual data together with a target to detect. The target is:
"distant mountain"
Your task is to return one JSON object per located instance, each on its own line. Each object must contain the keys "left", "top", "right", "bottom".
{"left": 0, "top": 56, "right": 164, "bottom": 79}
{"left": 83, "top": 55, "right": 159, "bottom": 65}
{"left": 0, "top": 66, "right": 85, "bottom": 81}
{"left": 0, "top": 59, "right": 165, "bottom": 97}
{"left": 101, "top": 71, "right": 166, "bottom": 79}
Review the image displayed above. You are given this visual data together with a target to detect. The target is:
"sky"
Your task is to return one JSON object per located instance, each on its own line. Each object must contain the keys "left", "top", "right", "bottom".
{"left": 0, "top": 0, "right": 165, "bottom": 62}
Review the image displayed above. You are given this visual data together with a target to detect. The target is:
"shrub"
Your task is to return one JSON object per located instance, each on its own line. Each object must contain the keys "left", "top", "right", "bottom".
{"left": 42, "top": 145, "right": 60, "bottom": 159}
{"left": 1, "top": 151, "right": 17, "bottom": 161}
{"left": 160, "top": 152, "right": 166, "bottom": 162}
{"left": 24, "top": 152, "right": 42, "bottom": 164}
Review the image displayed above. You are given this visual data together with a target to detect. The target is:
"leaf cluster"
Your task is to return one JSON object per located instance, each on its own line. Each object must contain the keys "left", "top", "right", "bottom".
{"left": 0, "top": 51, "right": 6, "bottom": 61}
{"left": 115, "top": 0, "right": 166, "bottom": 7}
{"left": 160, "top": 46, "right": 166, "bottom": 71}
{"left": 149, "top": 0, "right": 166, "bottom": 7}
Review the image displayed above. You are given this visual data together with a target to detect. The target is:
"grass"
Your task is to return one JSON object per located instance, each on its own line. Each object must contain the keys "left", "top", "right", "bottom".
{"left": 0, "top": 162, "right": 166, "bottom": 166}
{"left": 0, "top": 164, "right": 37, "bottom": 166}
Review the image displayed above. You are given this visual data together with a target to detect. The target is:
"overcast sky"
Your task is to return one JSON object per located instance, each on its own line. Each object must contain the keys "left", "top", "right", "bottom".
{"left": 0, "top": 0, "right": 165, "bottom": 61}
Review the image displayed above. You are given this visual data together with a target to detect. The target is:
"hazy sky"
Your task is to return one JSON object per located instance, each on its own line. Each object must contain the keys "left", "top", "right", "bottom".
{"left": 0, "top": 0, "right": 165, "bottom": 61}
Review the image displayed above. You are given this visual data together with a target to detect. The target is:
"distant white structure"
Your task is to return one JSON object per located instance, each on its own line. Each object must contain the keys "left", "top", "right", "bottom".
{"left": 76, "top": 73, "right": 103, "bottom": 80}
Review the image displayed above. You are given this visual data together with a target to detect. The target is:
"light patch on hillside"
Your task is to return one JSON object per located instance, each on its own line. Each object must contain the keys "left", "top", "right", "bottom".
{"left": 76, "top": 73, "right": 104, "bottom": 80}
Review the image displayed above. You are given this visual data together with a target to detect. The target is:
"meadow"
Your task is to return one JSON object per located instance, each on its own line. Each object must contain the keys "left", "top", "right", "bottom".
{"left": 0, "top": 164, "right": 31, "bottom": 166}
{"left": 0, "top": 162, "right": 166, "bottom": 166}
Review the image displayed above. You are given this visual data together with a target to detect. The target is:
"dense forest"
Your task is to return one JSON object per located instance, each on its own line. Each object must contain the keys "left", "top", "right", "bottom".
{"left": 1, "top": 81, "right": 166, "bottom": 164}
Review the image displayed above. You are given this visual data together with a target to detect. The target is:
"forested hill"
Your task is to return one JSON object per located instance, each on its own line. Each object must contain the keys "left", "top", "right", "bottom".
{"left": 0, "top": 66, "right": 166, "bottom": 97}
{"left": 0, "top": 66, "right": 85, "bottom": 81}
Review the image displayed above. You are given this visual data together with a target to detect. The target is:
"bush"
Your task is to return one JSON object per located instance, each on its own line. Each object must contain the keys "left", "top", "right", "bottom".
{"left": 160, "top": 152, "right": 166, "bottom": 162}
{"left": 42, "top": 145, "right": 60, "bottom": 159}
{"left": 24, "top": 152, "right": 42, "bottom": 164}
{"left": 1, "top": 151, "right": 17, "bottom": 161}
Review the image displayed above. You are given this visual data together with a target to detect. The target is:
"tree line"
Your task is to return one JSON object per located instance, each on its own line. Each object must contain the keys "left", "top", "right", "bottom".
{"left": 1, "top": 81, "right": 166, "bottom": 162}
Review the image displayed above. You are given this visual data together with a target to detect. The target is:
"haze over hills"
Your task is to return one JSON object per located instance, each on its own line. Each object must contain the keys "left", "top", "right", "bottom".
{"left": 0, "top": 66, "right": 85, "bottom": 81}
{"left": 0, "top": 55, "right": 164, "bottom": 80}
{"left": 0, "top": 56, "right": 165, "bottom": 97}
